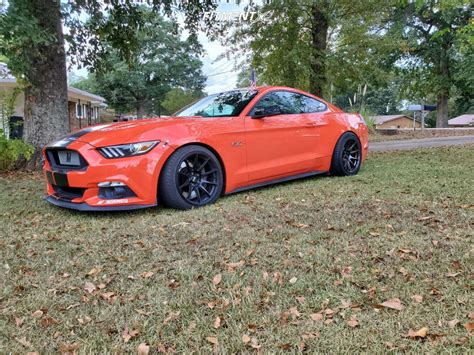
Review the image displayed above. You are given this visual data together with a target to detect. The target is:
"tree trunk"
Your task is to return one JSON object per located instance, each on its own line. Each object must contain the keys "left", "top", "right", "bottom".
{"left": 436, "top": 91, "right": 449, "bottom": 128}
{"left": 435, "top": 45, "right": 450, "bottom": 128}
{"left": 23, "top": 0, "right": 69, "bottom": 169}
{"left": 136, "top": 101, "right": 146, "bottom": 119}
{"left": 309, "top": 4, "right": 329, "bottom": 97}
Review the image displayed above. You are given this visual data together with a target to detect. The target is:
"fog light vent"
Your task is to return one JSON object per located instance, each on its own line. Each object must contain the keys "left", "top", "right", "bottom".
{"left": 99, "top": 185, "right": 136, "bottom": 199}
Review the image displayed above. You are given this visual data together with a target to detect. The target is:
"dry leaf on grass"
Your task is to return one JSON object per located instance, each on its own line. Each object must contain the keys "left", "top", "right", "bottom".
{"left": 122, "top": 327, "right": 140, "bottom": 343}
{"left": 407, "top": 327, "right": 429, "bottom": 338}
{"left": 212, "top": 274, "right": 222, "bottom": 285}
{"left": 137, "top": 343, "right": 150, "bottom": 355}
{"left": 59, "top": 343, "right": 80, "bottom": 353}
{"left": 213, "top": 316, "right": 221, "bottom": 329}
{"left": 15, "top": 337, "right": 31, "bottom": 348}
{"left": 242, "top": 334, "right": 251, "bottom": 343}
{"left": 84, "top": 282, "right": 96, "bottom": 294}
{"left": 411, "top": 295, "right": 423, "bottom": 303}
{"left": 40, "top": 316, "right": 59, "bottom": 327}
{"left": 206, "top": 336, "right": 218, "bottom": 344}
{"left": 310, "top": 313, "right": 323, "bottom": 321}
{"left": 226, "top": 260, "right": 244, "bottom": 270}
{"left": 347, "top": 316, "right": 359, "bottom": 328}
{"left": 464, "top": 322, "right": 474, "bottom": 333}
{"left": 87, "top": 267, "right": 100, "bottom": 276}
{"left": 448, "top": 319, "right": 460, "bottom": 328}
{"left": 31, "top": 310, "right": 43, "bottom": 318}
{"left": 140, "top": 271, "right": 154, "bottom": 279}
{"left": 289, "top": 277, "right": 298, "bottom": 284}
{"left": 379, "top": 298, "right": 404, "bottom": 311}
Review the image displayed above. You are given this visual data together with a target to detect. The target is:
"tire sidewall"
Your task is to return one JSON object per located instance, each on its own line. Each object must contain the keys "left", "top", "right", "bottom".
{"left": 331, "top": 132, "right": 362, "bottom": 176}
{"left": 159, "top": 145, "right": 224, "bottom": 209}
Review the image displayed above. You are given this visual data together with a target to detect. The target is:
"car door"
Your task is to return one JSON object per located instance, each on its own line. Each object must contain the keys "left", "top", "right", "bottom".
{"left": 244, "top": 90, "right": 319, "bottom": 182}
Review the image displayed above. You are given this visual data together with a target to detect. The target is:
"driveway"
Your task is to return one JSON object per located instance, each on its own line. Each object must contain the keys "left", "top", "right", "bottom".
{"left": 369, "top": 135, "right": 474, "bottom": 152}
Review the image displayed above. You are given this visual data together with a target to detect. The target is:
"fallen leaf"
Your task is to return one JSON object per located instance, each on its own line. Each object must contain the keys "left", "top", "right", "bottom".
{"left": 100, "top": 292, "right": 115, "bottom": 300}
{"left": 347, "top": 316, "right": 359, "bottom": 328}
{"left": 140, "top": 271, "right": 154, "bottom": 279}
{"left": 206, "top": 336, "right": 218, "bottom": 344}
{"left": 122, "top": 327, "right": 140, "bottom": 343}
{"left": 407, "top": 327, "right": 428, "bottom": 338}
{"left": 310, "top": 313, "right": 323, "bottom": 321}
{"left": 31, "top": 310, "right": 43, "bottom": 318}
{"left": 59, "top": 343, "right": 80, "bottom": 353}
{"left": 289, "top": 306, "right": 300, "bottom": 318}
{"left": 213, "top": 316, "right": 221, "bottom": 329}
{"left": 137, "top": 343, "right": 150, "bottom": 355}
{"left": 464, "top": 322, "right": 474, "bottom": 333}
{"left": 226, "top": 260, "right": 245, "bottom": 270}
{"left": 15, "top": 337, "right": 31, "bottom": 348}
{"left": 411, "top": 295, "right": 423, "bottom": 303}
{"left": 84, "top": 282, "right": 96, "bottom": 294}
{"left": 15, "top": 317, "right": 23, "bottom": 327}
{"left": 289, "top": 277, "right": 298, "bottom": 284}
{"left": 448, "top": 319, "right": 460, "bottom": 328}
{"left": 379, "top": 298, "right": 404, "bottom": 311}
{"left": 87, "top": 267, "right": 100, "bottom": 276}
{"left": 212, "top": 274, "right": 222, "bottom": 286}
{"left": 40, "top": 316, "right": 59, "bottom": 327}
{"left": 469, "top": 312, "right": 474, "bottom": 319}
{"left": 242, "top": 334, "right": 251, "bottom": 344}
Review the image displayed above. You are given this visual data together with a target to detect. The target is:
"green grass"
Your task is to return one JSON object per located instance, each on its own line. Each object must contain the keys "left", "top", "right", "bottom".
{"left": 0, "top": 146, "right": 473, "bottom": 353}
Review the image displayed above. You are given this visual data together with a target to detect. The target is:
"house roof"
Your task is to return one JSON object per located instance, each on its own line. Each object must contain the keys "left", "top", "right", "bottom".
{"left": 0, "top": 76, "right": 106, "bottom": 104}
{"left": 369, "top": 114, "right": 413, "bottom": 125}
{"left": 448, "top": 114, "right": 474, "bottom": 126}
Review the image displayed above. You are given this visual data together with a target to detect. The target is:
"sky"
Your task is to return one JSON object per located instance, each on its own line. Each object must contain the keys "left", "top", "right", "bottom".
{"left": 71, "top": 1, "right": 253, "bottom": 95}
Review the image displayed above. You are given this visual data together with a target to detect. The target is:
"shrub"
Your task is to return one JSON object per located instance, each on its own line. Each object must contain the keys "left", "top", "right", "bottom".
{"left": 0, "top": 133, "right": 35, "bottom": 171}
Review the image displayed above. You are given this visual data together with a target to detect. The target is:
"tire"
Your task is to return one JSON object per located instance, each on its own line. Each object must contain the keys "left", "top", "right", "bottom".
{"left": 159, "top": 145, "right": 224, "bottom": 210}
{"left": 330, "top": 132, "right": 362, "bottom": 176}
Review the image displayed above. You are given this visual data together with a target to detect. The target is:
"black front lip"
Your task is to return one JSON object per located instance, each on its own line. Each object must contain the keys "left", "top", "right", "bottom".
{"left": 45, "top": 195, "right": 156, "bottom": 212}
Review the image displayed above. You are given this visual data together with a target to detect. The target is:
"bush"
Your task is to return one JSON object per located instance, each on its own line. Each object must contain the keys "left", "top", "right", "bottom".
{"left": 0, "top": 133, "right": 35, "bottom": 171}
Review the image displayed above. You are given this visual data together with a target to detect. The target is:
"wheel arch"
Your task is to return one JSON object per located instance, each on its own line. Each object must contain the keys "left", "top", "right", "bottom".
{"left": 158, "top": 142, "right": 227, "bottom": 195}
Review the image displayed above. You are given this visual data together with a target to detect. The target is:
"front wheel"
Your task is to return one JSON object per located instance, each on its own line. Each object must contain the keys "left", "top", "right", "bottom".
{"left": 159, "top": 145, "right": 224, "bottom": 209}
{"left": 330, "top": 132, "right": 362, "bottom": 176}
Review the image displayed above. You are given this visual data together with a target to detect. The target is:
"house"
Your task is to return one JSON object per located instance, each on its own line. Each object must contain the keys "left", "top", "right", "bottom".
{"left": 448, "top": 114, "right": 474, "bottom": 127}
{"left": 369, "top": 114, "right": 421, "bottom": 129}
{"left": 0, "top": 65, "right": 106, "bottom": 138}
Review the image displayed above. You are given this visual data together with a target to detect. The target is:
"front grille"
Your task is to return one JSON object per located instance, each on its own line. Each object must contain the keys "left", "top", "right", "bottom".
{"left": 46, "top": 148, "right": 88, "bottom": 171}
{"left": 52, "top": 185, "right": 85, "bottom": 201}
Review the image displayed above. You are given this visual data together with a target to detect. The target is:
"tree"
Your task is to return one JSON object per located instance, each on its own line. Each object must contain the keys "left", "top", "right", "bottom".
{"left": 0, "top": 0, "right": 68, "bottom": 166}
{"left": 225, "top": 0, "right": 397, "bottom": 101}
{"left": 162, "top": 88, "right": 203, "bottom": 115}
{"left": 389, "top": 0, "right": 471, "bottom": 127}
{"left": 91, "top": 11, "right": 205, "bottom": 118}
{"left": 0, "top": 0, "right": 216, "bottom": 167}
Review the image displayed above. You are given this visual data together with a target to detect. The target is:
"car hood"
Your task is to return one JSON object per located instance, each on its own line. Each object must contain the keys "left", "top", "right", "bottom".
{"left": 49, "top": 117, "right": 205, "bottom": 148}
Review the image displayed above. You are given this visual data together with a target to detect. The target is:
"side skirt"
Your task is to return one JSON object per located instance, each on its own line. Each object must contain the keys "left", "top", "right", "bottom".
{"left": 228, "top": 170, "right": 328, "bottom": 195}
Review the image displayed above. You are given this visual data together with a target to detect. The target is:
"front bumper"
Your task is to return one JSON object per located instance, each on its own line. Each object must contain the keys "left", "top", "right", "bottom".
{"left": 45, "top": 195, "right": 156, "bottom": 211}
{"left": 43, "top": 140, "right": 169, "bottom": 211}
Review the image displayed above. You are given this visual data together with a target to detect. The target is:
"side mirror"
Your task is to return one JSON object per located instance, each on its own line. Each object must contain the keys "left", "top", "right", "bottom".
{"left": 252, "top": 105, "right": 281, "bottom": 119}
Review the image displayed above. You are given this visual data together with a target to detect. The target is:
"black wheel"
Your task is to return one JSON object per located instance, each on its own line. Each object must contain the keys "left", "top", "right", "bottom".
{"left": 330, "top": 132, "right": 362, "bottom": 176}
{"left": 159, "top": 145, "right": 224, "bottom": 209}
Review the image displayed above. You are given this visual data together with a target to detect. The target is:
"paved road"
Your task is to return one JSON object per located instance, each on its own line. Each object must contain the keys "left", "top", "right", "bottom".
{"left": 369, "top": 135, "right": 474, "bottom": 152}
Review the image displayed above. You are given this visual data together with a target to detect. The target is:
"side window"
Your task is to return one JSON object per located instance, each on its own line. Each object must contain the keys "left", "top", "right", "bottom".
{"left": 250, "top": 91, "right": 302, "bottom": 116}
{"left": 301, "top": 95, "right": 327, "bottom": 113}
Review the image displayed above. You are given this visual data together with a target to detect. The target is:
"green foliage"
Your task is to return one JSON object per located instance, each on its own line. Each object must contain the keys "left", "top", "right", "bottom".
{"left": 162, "top": 88, "right": 203, "bottom": 115}
{"left": 87, "top": 9, "right": 205, "bottom": 117}
{"left": 0, "top": 0, "right": 56, "bottom": 82}
{"left": 0, "top": 134, "right": 34, "bottom": 170}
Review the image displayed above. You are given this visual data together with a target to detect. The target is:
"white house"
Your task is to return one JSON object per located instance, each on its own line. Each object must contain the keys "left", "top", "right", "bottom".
{"left": 0, "top": 63, "right": 106, "bottom": 138}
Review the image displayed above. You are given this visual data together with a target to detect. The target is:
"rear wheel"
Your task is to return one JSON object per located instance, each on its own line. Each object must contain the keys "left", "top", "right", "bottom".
{"left": 330, "top": 132, "right": 362, "bottom": 176}
{"left": 159, "top": 145, "right": 224, "bottom": 209}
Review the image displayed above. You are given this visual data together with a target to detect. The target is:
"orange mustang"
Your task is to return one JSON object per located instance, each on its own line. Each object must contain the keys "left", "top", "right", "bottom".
{"left": 44, "top": 86, "right": 368, "bottom": 211}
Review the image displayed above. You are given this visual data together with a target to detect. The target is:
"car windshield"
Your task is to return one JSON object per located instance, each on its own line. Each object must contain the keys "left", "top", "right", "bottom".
{"left": 175, "top": 89, "right": 258, "bottom": 117}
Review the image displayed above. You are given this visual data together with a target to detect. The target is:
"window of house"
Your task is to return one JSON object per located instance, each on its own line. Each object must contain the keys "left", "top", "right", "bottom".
{"left": 76, "top": 103, "right": 82, "bottom": 118}
{"left": 82, "top": 104, "right": 87, "bottom": 119}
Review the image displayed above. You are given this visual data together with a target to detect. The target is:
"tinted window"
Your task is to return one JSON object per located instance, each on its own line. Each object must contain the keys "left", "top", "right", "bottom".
{"left": 250, "top": 91, "right": 327, "bottom": 116}
{"left": 300, "top": 95, "right": 327, "bottom": 113}
{"left": 176, "top": 89, "right": 258, "bottom": 117}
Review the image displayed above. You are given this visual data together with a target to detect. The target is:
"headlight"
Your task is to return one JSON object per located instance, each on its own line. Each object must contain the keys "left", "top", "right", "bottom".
{"left": 98, "top": 141, "right": 160, "bottom": 158}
